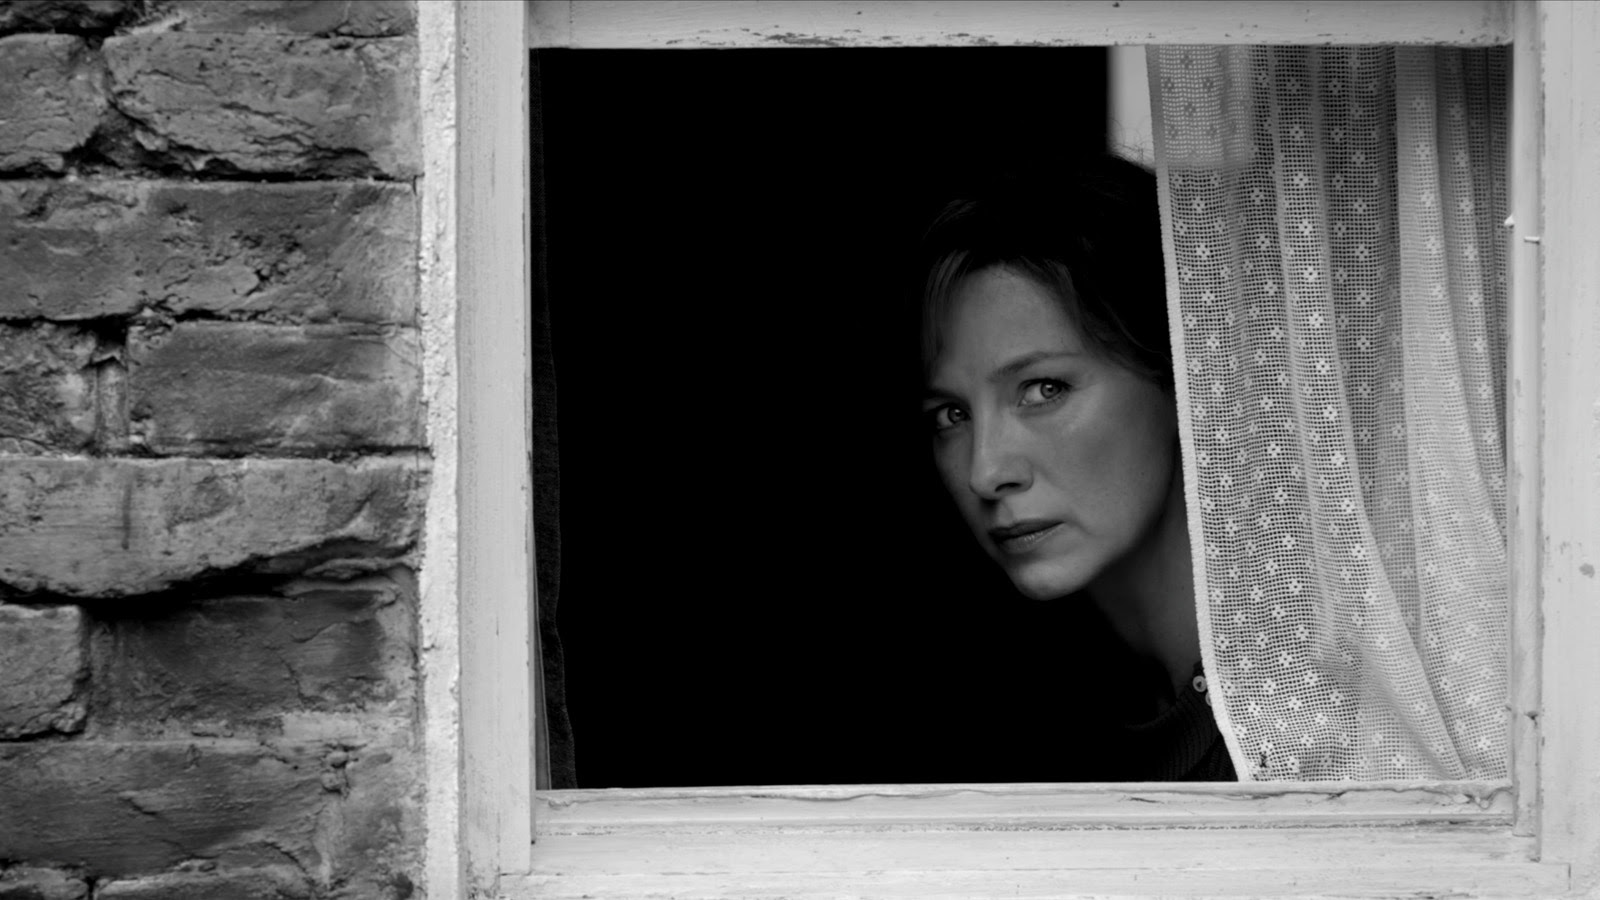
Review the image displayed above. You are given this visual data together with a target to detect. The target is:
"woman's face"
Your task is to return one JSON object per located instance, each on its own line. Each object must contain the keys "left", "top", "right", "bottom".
{"left": 924, "top": 266, "right": 1179, "bottom": 601}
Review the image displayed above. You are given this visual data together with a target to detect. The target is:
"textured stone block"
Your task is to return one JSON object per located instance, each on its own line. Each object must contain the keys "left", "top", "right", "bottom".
{"left": 0, "top": 35, "right": 106, "bottom": 172}
{"left": 317, "top": 743, "right": 419, "bottom": 900}
{"left": 94, "top": 868, "right": 310, "bottom": 900}
{"left": 0, "top": 180, "right": 418, "bottom": 323}
{"left": 0, "top": 741, "right": 328, "bottom": 875}
{"left": 0, "top": 457, "right": 423, "bottom": 597}
{"left": 93, "top": 577, "right": 414, "bottom": 730}
{"left": 0, "top": 867, "right": 88, "bottom": 900}
{"left": 161, "top": 0, "right": 415, "bottom": 37}
{"left": 0, "top": 324, "right": 98, "bottom": 453}
{"left": 129, "top": 324, "right": 422, "bottom": 454}
{"left": 0, "top": 604, "right": 86, "bottom": 739}
{"left": 0, "top": 739, "right": 413, "bottom": 889}
{"left": 102, "top": 34, "right": 419, "bottom": 177}
{"left": 0, "top": 1, "right": 139, "bottom": 36}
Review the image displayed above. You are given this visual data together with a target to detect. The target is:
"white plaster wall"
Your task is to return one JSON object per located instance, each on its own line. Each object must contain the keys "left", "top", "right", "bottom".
{"left": 416, "top": 2, "right": 462, "bottom": 898}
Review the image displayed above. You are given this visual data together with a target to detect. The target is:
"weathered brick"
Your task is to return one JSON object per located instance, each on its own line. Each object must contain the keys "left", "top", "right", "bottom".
{"left": 0, "top": 181, "right": 417, "bottom": 323}
{"left": 0, "top": 604, "right": 85, "bottom": 739}
{"left": 0, "top": 867, "right": 88, "bottom": 900}
{"left": 159, "top": 0, "right": 415, "bottom": 37}
{"left": 102, "top": 34, "right": 419, "bottom": 178}
{"left": 94, "top": 867, "right": 310, "bottom": 900}
{"left": 0, "top": 740, "right": 414, "bottom": 890}
{"left": 317, "top": 742, "right": 420, "bottom": 900}
{"left": 0, "top": 1, "right": 139, "bottom": 36}
{"left": 93, "top": 576, "right": 415, "bottom": 731}
{"left": 0, "top": 324, "right": 98, "bottom": 453}
{"left": 0, "top": 35, "right": 106, "bottom": 172}
{"left": 0, "top": 741, "right": 327, "bottom": 875}
{"left": 0, "top": 457, "right": 423, "bottom": 597}
{"left": 129, "top": 324, "right": 422, "bottom": 454}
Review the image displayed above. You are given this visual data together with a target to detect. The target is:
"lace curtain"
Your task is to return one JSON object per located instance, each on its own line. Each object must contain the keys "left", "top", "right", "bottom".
{"left": 1149, "top": 46, "right": 1509, "bottom": 780}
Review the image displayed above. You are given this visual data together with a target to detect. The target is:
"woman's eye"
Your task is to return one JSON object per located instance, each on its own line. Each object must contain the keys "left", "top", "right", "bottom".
{"left": 929, "top": 405, "right": 968, "bottom": 431}
{"left": 1019, "top": 379, "right": 1069, "bottom": 406}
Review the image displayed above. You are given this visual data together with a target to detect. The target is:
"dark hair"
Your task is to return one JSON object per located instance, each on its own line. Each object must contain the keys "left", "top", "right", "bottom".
{"left": 918, "top": 155, "right": 1172, "bottom": 386}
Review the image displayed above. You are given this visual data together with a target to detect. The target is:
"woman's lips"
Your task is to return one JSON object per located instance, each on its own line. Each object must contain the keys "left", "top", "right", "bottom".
{"left": 987, "top": 520, "right": 1064, "bottom": 554}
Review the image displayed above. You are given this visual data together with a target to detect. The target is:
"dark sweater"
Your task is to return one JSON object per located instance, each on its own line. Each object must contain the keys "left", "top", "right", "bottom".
{"left": 972, "top": 594, "right": 1239, "bottom": 783}
{"left": 1121, "top": 661, "right": 1237, "bottom": 781}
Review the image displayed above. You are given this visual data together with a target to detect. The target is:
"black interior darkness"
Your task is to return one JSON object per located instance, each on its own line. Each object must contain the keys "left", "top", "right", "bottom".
{"left": 538, "top": 48, "right": 1156, "bottom": 788}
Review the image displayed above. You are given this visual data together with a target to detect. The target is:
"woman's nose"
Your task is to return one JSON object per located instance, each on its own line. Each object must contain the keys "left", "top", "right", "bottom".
{"left": 968, "top": 416, "right": 1032, "bottom": 499}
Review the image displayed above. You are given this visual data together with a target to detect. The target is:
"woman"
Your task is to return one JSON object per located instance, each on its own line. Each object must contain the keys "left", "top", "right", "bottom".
{"left": 916, "top": 157, "right": 1235, "bottom": 781}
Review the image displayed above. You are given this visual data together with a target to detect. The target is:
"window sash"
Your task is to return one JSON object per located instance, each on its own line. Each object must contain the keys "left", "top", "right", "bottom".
{"left": 526, "top": 0, "right": 1512, "bottom": 49}
{"left": 440, "top": 1, "right": 1600, "bottom": 897}
{"left": 535, "top": 780, "right": 1515, "bottom": 829}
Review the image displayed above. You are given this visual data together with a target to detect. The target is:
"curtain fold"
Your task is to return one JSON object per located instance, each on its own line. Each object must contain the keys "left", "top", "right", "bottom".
{"left": 530, "top": 48, "right": 576, "bottom": 790}
{"left": 1150, "top": 46, "right": 1509, "bottom": 780}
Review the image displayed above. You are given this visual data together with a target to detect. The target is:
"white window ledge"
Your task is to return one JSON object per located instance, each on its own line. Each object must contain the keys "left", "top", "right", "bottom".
{"left": 494, "top": 782, "right": 1568, "bottom": 898}
{"left": 510, "top": 831, "right": 1562, "bottom": 900}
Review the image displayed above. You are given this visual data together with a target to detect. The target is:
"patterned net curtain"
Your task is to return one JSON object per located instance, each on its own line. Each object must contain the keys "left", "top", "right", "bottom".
{"left": 1149, "top": 46, "right": 1509, "bottom": 780}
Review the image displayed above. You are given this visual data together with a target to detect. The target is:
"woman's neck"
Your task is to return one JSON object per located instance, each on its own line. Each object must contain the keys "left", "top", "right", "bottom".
{"left": 1085, "top": 469, "right": 1198, "bottom": 700}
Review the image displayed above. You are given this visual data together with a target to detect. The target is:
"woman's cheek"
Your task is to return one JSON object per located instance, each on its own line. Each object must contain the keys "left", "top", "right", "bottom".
{"left": 1039, "top": 407, "right": 1136, "bottom": 528}
{"left": 933, "top": 439, "right": 986, "bottom": 531}
{"left": 932, "top": 437, "right": 965, "bottom": 494}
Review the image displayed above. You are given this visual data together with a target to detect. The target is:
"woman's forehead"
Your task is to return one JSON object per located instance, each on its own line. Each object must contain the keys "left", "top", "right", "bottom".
{"left": 935, "top": 267, "right": 1088, "bottom": 367}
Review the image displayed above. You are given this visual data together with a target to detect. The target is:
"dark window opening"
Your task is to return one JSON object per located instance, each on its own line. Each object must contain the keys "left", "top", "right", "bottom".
{"left": 536, "top": 48, "right": 1162, "bottom": 789}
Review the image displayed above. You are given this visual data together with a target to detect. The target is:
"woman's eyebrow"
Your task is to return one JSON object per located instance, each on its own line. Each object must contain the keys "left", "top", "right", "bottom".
{"left": 990, "top": 349, "right": 1078, "bottom": 382}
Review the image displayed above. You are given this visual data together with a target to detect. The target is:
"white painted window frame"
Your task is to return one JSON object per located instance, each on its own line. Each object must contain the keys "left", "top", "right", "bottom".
{"left": 427, "top": 2, "right": 1600, "bottom": 897}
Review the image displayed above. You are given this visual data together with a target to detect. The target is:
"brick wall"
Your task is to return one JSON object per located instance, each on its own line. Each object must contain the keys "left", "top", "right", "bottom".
{"left": 0, "top": 3, "right": 427, "bottom": 898}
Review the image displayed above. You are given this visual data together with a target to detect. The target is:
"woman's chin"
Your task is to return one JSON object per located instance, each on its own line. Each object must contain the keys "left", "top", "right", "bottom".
{"left": 1005, "top": 559, "right": 1089, "bottom": 601}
